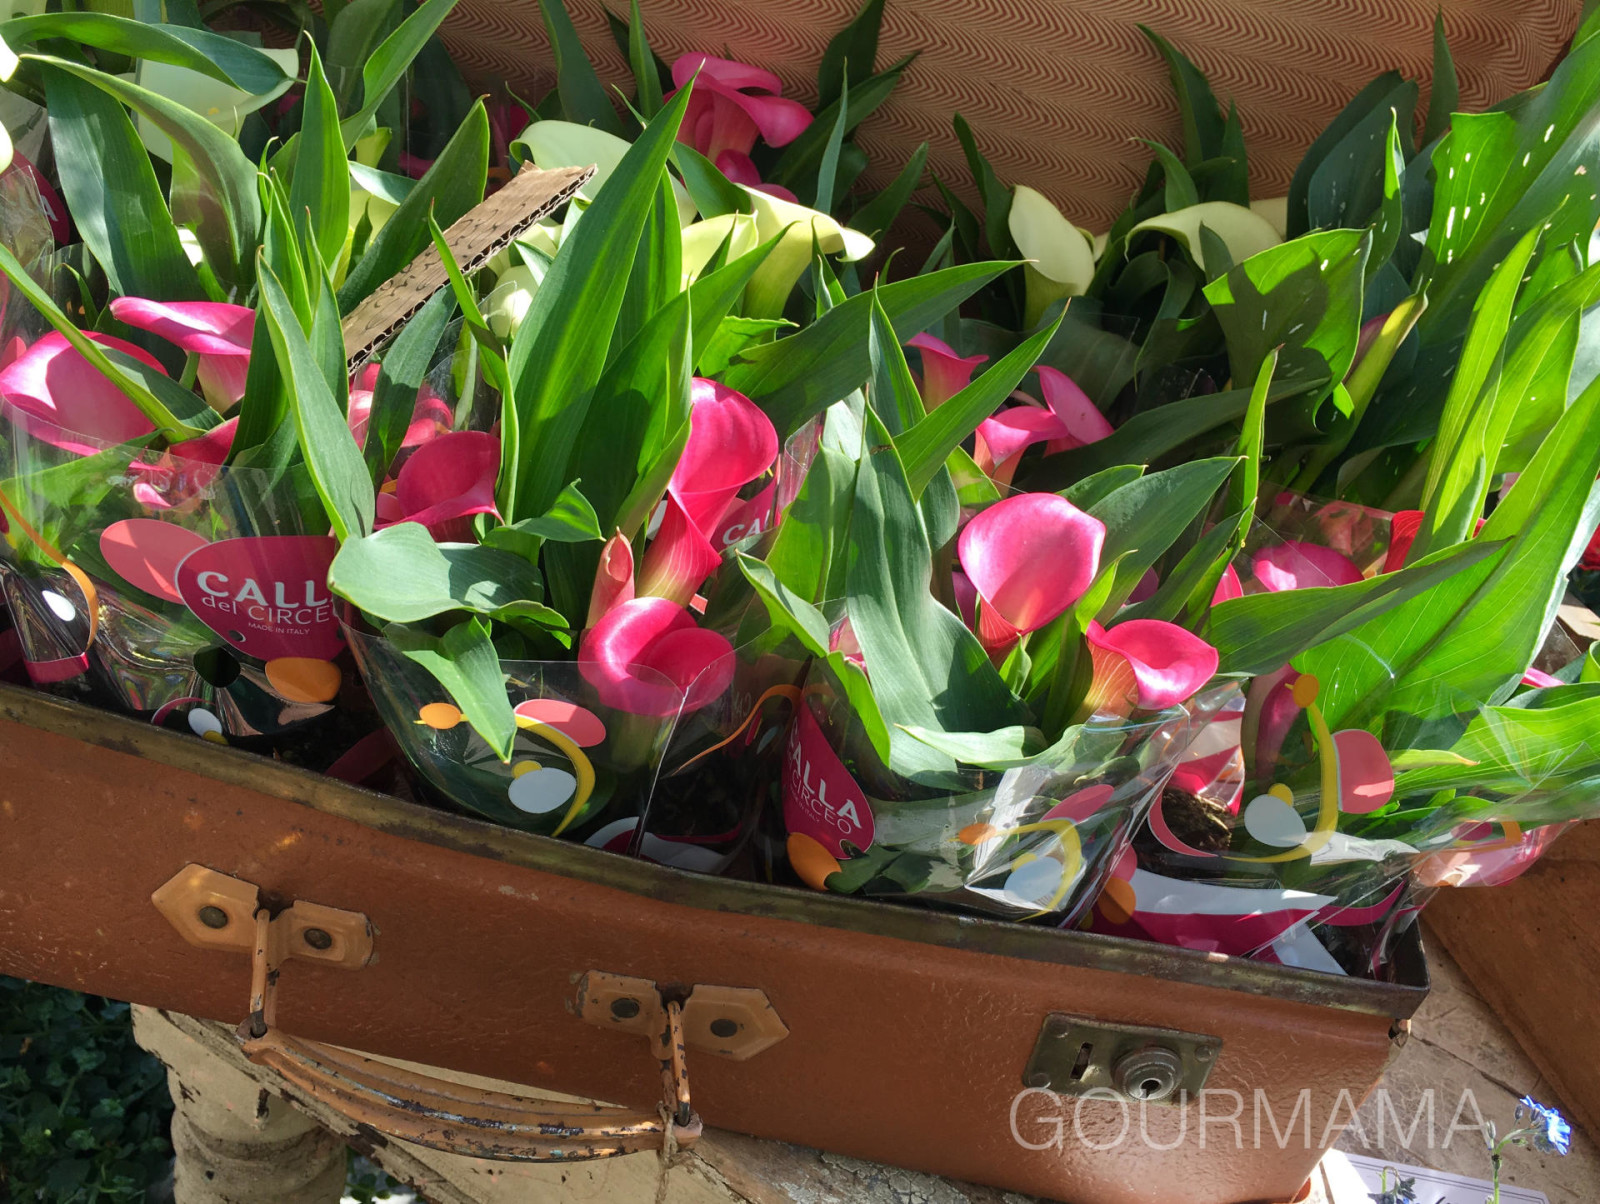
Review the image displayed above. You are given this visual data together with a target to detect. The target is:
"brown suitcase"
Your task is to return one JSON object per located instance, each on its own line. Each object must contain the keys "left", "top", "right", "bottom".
{"left": 0, "top": 684, "right": 1424, "bottom": 1204}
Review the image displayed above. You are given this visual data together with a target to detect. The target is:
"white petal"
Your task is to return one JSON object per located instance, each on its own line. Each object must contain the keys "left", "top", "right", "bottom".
{"left": 516, "top": 119, "right": 695, "bottom": 226}
{"left": 1129, "top": 201, "right": 1281, "bottom": 272}
{"left": 1008, "top": 185, "right": 1094, "bottom": 293}
{"left": 681, "top": 212, "right": 759, "bottom": 286}
{"left": 741, "top": 185, "right": 874, "bottom": 262}
{"left": 1250, "top": 195, "right": 1289, "bottom": 240}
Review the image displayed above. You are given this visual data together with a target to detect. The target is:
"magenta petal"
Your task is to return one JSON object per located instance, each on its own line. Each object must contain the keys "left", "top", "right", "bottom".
{"left": 1211, "top": 563, "right": 1244, "bottom": 605}
{"left": 1252, "top": 541, "right": 1364, "bottom": 591}
{"left": 670, "top": 378, "right": 778, "bottom": 532}
{"left": 579, "top": 596, "right": 734, "bottom": 717}
{"left": 683, "top": 79, "right": 811, "bottom": 150}
{"left": 390, "top": 430, "right": 501, "bottom": 539}
{"left": 975, "top": 406, "right": 1068, "bottom": 467}
{"left": 1085, "top": 619, "right": 1218, "bottom": 709}
{"left": 908, "top": 333, "right": 987, "bottom": 409}
{"left": 587, "top": 532, "right": 636, "bottom": 629}
{"left": 670, "top": 53, "right": 783, "bottom": 95}
{"left": 957, "top": 493, "right": 1105, "bottom": 641}
{"left": 0, "top": 332, "right": 161, "bottom": 453}
{"left": 1034, "top": 366, "right": 1113, "bottom": 446}
{"left": 1522, "top": 667, "right": 1563, "bottom": 688}
{"left": 195, "top": 354, "right": 248, "bottom": 407}
{"left": 637, "top": 496, "right": 724, "bottom": 607}
{"left": 751, "top": 182, "right": 799, "bottom": 203}
{"left": 714, "top": 149, "right": 763, "bottom": 187}
{"left": 1127, "top": 567, "right": 1159, "bottom": 604}
{"left": 403, "top": 391, "right": 455, "bottom": 449}
{"left": 951, "top": 569, "right": 978, "bottom": 630}
{"left": 347, "top": 388, "right": 375, "bottom": 447}
{"left": 108, "top": 298, "right": 253, "bottom": 358}
{"left": 167, "top": 416, "right": 237, "bottom": 466}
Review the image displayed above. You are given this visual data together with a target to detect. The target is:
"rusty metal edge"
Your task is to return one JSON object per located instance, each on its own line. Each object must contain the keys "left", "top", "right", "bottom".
{"left": 0, "top": 684, "right": 1429, "bottom": 1017}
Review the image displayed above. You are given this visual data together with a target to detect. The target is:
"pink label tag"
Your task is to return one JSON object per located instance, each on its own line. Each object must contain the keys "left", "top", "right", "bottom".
{"left": 717, "top": 482, "right": 776, "bottom": 549}
{"left": 782, "top": 704, "right": 874, "bottom": 858}
{"left": 175, "top": 535, "right": 342, "bottom": 661}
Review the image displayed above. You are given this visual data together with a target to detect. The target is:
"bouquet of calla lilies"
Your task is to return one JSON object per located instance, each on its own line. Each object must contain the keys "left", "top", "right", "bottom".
{"left": 5, "top": 0, "right": 1600, "bottom": 978}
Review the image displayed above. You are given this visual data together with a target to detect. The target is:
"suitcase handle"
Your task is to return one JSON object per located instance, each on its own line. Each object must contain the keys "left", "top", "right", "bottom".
{"left": 234, "top": 904, "right": 701, "bottom": 1161}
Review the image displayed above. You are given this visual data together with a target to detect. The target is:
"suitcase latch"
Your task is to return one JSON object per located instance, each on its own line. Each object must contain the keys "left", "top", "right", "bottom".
{"left": 1023, "top": 1014, "right": 1222, "bottom": 1105}
{"left": 574, "top": 971, "right": 788, "bottom": 1061}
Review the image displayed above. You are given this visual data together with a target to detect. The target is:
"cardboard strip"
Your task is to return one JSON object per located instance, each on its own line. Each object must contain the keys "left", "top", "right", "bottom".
{"left": 340, "top": 164, "right": 594, "bottom": 370}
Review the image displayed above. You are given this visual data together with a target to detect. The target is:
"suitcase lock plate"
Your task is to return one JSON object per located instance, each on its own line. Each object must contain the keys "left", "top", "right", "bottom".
{"left": 1024, "top": 1014, "right": 1222, "bottom": 1106}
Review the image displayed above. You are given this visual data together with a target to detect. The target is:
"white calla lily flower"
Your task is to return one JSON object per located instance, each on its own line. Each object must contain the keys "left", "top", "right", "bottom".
{"left": 681, "top": 212, "right": 760, "bottom": 287}
{"left": 134, "top": 48, "right": 298, "bottom": 161}
{"left": 515, "top": 120, "right": 695, "bottom": 227}
{"left": 1008, "top": 184, "right": 1095, "bottom": 329}
{"left": 1129, "top": 201, "right": 1281, "bottom": 272}
{"left": 740, "top": 185, "right": 874, "bottom": 318}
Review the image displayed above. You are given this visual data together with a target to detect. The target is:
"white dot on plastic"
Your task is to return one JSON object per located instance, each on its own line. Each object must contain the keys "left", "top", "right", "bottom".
{"left": 1244, "top": 795, "right": 1309, "bottom": 848}
{"left": 187, "top": 708, "right": 223, "bottom": 738}
{"left": 507, "top": 767, "right": 577, "bottom": 814}
{"left": 41, "top": 590, "right": 76, "bottom": 622}
{"left": 1003, "top": 857, "right": 1065, "bottom": 906}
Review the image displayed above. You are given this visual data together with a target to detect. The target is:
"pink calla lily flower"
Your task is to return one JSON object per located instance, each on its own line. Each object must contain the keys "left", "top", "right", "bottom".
{"left": 974, "top": 367, "right": 1112, "bottom": 484}
{"left": 0, "top": 331, "right": 162, "bottom": 455}
{"left": 1085, "top": 619, "right": 1219, "bottom": 710}
{"left": 587, "top": 532, "right": 636, "bottom": 628}
{"left": 956, "top": 493, "right": 1105, "bottom": 653}
{"left": 1383, "top": 510, "right": 1424, "bottom": 573}
{"left": 376, "top": 430, "right": 500, "bottom": 542}
{"left": 127, "top": 416, "right": 239, "bottom": 510}
{"left": 1211, "top": 564, "right": 1243, "bottom": 605}
{"left": 346, "top": 373, "right": 454, "bottom": 457}
{"left": 636, "top": 496, "right": 725, "bottom": 607}
{"left": 1522, "top": 666, "right": 1563, "bottom": 688}
{"left": 579, "top": 595, "right": 736, "bottom": 718}
{"left": 638, "top": 379, "right": 778, "bottom": 605}
{"left": 1035, "top": 366, "right": 1114, "bottom": 447}
{"left": 670, "top": 54, "right": 812, "bottom": 168}
{"left": 108, "top": 297, "right": 253, "bottom": 408}
{"left": 1252, "top": 541, "right": 1364, "bottom": 591}
{"left": 907, "top": 333, "right": 986, "bottom": 410}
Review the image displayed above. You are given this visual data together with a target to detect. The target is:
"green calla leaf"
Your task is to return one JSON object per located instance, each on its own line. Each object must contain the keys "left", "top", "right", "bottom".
{"left": 387, "top": 616, "right": 516, "bottom": 762}
{"left": 331, "top": 523, "right": 547, "bottom": 622}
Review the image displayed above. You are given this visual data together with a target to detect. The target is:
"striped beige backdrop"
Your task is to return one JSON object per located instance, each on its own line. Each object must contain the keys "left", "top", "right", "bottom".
{"left": 436, "top": 0, "right": 1579, "bottom": 232}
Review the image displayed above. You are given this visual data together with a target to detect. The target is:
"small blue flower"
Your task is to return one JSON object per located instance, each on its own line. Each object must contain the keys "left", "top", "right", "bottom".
{"left": 1517, "top": 1095, "right": 1573, "bottom": 1156}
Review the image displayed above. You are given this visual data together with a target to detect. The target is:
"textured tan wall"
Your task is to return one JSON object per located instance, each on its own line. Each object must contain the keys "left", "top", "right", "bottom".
{"left": 433, "top": 0, "right": 1580, "bottom": 229}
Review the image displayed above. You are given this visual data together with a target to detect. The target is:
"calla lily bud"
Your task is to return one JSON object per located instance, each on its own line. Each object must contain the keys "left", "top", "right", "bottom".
{"left": 485, "top": 265, "right": 545, "bottom": 340}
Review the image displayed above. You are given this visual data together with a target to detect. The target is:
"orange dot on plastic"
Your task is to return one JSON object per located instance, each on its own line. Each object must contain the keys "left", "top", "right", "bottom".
{"left": 958, "top": 822, "right": 1001, "bottom": 846}
{"left": 1291, "top": 673, "right": 1320, "bottom": 708}
{"left": 1268, "top": 782, "right": 1295, "bottom": 805}
{"left": 265, "top": 657, "right": 343, "bottom": 704}
{"left": 1098, "top": 875, "right": 1138, "bottom": 925}
{"left": 512, "top": 760, "right": 543, "bottom": 777}
{"left": 418, "top": 702, "right": 463, "bottom": 729}
{"left": 200, "top": 730, "right": 228, "bottom": 745}
{"left": 787, "top": 832, "right": 841, "bottom": 891}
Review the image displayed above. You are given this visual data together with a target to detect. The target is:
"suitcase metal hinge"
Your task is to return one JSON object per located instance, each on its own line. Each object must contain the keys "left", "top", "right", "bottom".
{"left": 1023, "top": 1014, "right": 1222, "bottom": 1106}
{"left": 574, "top": 971, "right": 789, "bottom": 1061}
